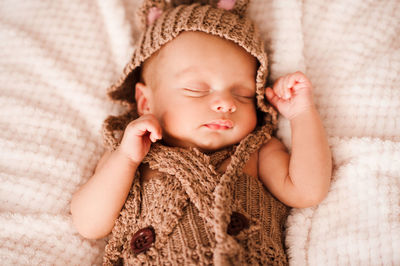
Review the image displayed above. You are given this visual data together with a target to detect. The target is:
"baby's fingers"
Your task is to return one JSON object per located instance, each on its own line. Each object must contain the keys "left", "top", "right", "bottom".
{"left": 142, "top": 117, "right": 162, "bottom": 143}
{"left": 283, "top": 75, "right": 294, "bottom": 100}
{"left": 126, "top": 115, "right": 162, "bottom": 142}
{"left": 149, "top": 129, "right": 162, "bottom": 142}
{"left": 272, "top": 77, "right": 286, "bottom": 99}
{"left": 289, "top": 71, "right": 312, "bottom": 92}
{"left": 292, "top": 82, "right": 309, "bottom": 92}
{"left": 265, "top": 87, "right": 281, "bottom": 108}
{"left": 273, "top": 77, "right": 292, "bottom": 100}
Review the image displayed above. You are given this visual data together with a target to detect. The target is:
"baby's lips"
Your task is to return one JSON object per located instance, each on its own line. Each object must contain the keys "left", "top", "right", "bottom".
{"left": 204, "top": 119, "right": 234, "bottom": 129}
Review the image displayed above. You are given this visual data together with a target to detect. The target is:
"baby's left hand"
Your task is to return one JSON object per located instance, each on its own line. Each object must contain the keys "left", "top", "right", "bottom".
{"left": 265, "top": 71, "right": 315, "bottom": 120}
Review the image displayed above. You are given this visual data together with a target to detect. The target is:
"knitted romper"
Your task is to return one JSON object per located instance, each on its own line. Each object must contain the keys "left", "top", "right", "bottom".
{"left": 103, "top": 124, "right": 289, "bottom": 265}
{"left": 101, "top": 1, "right": 290, "bottom": 265}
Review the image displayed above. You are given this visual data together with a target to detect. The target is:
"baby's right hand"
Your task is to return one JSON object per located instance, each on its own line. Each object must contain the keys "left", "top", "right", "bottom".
{"left": 117, "top": 114, "right": 162, "bottom": 165}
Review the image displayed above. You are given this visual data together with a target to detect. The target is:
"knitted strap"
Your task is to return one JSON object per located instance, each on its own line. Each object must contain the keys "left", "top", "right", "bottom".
{"left": 211, "top": 124, "right": 273, "bottom": 264}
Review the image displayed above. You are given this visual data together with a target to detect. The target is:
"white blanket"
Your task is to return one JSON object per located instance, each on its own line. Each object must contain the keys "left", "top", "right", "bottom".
{"left": 1, "top": 0, "right": 399, "bottom": 265}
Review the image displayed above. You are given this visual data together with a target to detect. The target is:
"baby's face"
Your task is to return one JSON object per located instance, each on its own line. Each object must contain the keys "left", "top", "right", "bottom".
{"left": 139, "top": 31, "right": 258, "bottom": 152}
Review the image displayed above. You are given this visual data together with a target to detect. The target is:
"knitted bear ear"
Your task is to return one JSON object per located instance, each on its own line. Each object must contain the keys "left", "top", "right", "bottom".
{"left": 136, "top": 0, "right": 250, "bottom": 29}
{"left": 169, "top": 0, "right": 250, "bottom": 17}
{"left": 136, "top": 0, "right": 169, "bottom": 29}
{"left": 216, "top": 0, "right": 250, "bottom": 16}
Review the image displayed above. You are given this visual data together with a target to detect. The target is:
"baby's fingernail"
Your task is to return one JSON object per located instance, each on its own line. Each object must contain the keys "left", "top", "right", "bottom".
{"left": 285, "top": 93, "right": 291, "bottom": 99}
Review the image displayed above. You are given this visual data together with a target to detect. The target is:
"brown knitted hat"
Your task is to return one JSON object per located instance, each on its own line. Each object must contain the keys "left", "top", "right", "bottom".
{"left": 103, "top": 0, "right": 277, "bottom": 149}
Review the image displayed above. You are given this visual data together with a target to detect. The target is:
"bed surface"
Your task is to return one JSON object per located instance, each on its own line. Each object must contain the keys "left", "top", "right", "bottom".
{"left": 1, "top": 0, "right": 399, "bottom": 265}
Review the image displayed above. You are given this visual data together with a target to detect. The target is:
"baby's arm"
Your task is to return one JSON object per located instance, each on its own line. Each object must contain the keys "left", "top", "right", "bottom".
{"left": 70, "top": 114, "right": 162, "bottom": 239}
{"left": 259, "top": 72, "right": 332, "bottom": 208}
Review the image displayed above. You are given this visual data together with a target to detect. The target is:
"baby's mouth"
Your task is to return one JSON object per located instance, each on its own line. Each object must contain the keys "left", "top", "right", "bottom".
{"left": 204, "top": 119, "right": 233, "bottom": 130}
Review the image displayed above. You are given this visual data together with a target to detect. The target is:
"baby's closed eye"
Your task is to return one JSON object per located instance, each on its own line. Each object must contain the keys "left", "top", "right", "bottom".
{"left": 232, "top": 88, "right": 255, "bottom": 103}
{"left": 182, "top": 88, "right": 209, "bottom": 97}
{"left": 181, "top": 87, "right": 255, "bottom": 103}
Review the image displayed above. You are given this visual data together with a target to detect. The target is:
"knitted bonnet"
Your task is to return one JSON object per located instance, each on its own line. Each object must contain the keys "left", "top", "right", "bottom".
{"left": 103, "top": 0, "right": 277, "bottom": 149}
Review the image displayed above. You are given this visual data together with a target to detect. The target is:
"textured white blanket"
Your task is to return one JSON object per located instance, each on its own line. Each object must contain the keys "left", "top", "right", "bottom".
{"left": 1, "top": 0, "right": 399, "bottom": 265}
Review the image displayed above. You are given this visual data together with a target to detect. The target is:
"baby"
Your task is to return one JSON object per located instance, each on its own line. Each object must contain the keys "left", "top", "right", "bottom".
{"left": 71, "top": 0, "right": 331, "bottom": 265}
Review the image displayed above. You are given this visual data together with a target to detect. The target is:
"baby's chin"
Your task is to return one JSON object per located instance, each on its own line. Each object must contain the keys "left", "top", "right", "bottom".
{"left": 161, "top": 137, "right": 235, "bottom": 153}
{"left": 191, "top": 139, "right": 240, "bottom": 153}
{"left": 161, "top": 130, "right": 248, "bottom": 153}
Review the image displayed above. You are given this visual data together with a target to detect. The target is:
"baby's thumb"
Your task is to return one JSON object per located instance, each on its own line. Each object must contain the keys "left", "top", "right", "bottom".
{"left": 265, "top": 87, "right": 278, "bottom": 108}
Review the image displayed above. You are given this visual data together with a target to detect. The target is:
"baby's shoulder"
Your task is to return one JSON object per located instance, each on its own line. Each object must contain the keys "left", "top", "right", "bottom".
{"left": 259, "top": 137, "right": 287, "bottom": 157}
{"left": 242, "top": 137, "right": 285, "bottom": 178}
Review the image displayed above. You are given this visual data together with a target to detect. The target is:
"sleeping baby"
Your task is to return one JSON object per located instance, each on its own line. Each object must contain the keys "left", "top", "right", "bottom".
{"left": 71, "top": 0, "right": 332, "bottom": 264}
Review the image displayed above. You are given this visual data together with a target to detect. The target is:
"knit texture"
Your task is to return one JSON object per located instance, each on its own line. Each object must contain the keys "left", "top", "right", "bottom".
{"left": 103, "top": 125, "right": 289, "bottom": 265}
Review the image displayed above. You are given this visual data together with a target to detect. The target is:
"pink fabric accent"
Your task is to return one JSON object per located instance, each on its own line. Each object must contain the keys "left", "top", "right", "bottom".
{"left": 217, "top": 0, "right": 236, "bottom": 10}
{"left": 147, "top": 7, "right": 163, "bottom": 25}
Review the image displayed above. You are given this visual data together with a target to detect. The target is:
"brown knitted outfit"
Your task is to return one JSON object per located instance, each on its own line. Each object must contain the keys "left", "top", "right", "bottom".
{"left": 102, "top": 0, "right": 290, "bottom": 265}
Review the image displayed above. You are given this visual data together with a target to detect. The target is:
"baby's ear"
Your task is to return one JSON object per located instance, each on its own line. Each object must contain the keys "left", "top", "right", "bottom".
{"left": 135, "top": 82, "right": 152, "bottom": 115}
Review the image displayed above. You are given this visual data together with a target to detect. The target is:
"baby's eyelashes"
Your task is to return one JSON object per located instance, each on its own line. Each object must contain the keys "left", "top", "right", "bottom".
{"left": 232, "top": 93, "right": 255, "bottom": 103}
{"left": 182, "top": 87, "right": 255, "bottom": 102}
{"left": 182, "top": 88, "right": 210, "bottom": 97}
{"left": 231, "top": 88, "right": 256, "bottom": 103}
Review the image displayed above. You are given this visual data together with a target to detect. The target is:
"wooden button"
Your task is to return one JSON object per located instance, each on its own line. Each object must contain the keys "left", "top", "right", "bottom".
{"left": 131, "top": 227, "right": 155, "bottom": 254}
{"left": 227, "top": 212, "right": 249, "bottom": 236}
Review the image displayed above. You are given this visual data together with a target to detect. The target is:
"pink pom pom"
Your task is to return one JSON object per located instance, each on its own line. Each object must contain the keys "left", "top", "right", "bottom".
{"left": 147, "top": 7, "right": 163, "bottom": 25}
{"left": 217, "top": 0, "right": 236, "bottom": 10}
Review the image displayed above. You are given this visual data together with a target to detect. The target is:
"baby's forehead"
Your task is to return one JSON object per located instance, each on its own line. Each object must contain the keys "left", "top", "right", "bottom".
{"left": 140, "top": 49, "right": 162, "bottom": 83}
{"left": 162, "top": 32, "right": 254, "bottom": 57}
{"left": 141, "top": 31, "right": 258, "bottom": 86}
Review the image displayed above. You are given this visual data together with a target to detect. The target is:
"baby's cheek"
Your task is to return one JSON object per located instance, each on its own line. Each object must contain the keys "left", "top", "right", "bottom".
{"left": 243, "top": 108, "right": 258, "bottom": 132}
{"left": 159, "top": 110, "right": 188, "bottom": 135}
{"left": 155, "top": 111, "right": 170, "bottom": 132}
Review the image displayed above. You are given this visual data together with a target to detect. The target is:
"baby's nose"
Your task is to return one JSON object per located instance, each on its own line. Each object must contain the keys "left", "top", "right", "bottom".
{"left": 211, "top": 94, "right": 236, "bottom": 113}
